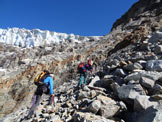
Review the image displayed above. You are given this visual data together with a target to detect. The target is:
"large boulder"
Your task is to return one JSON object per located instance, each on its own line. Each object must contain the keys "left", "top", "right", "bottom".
{"left": 123, "top": 63, "right": 143, "bottom": 71}
{"left": 136, "top": 103, "right": 162, "bottom": 122}
{"left": 154, "top": 45, "right": 162, "bottom": 54}
{"left": 73, "top": 112, "right": 115, "bottom": 122}
{"left": 146, "top": 60, "right": 162, "bottom": 72}
{"left": 77, "top": 90, "right": 97, "bottom": 100}
{"left": 86, "top": 100, "right": 101, "bottom": 114}
{"left": 88, "top": 76, "right": 100, "bottom": 87}
{"left": 124, "top": 70, "right": 162, "bottom": 82}
{"left": 117, "top": 84, "right": 146, "bottom": 103}
{"left": 140, "top": 77, "right": 155, "bottom": 89}
{"left": 114, "top": 68, "right": 126, "bottom": 77}
{"left": 134, "top": 95, "right": 158, "bottom": 112}
{"left": 94, "top": 75, "right": 115, "bottom": 89}
{"left": 97, "top": 95, "right": 120, "bottom": 118}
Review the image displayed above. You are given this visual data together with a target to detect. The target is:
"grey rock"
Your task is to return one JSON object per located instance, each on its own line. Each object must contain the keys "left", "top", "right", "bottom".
{"left": 146, "top": 60, "right": 162, "bottom": 72}
{"left": 124, "top": 63, "right": 143, "bottom": 71}
{"left": 87, "top": 100, "right": 101, "bottom": 114}
{"left": 94, "top": 75, "right": 115, "bottom": 88}
{"left": 82, "top": 85, "right": 90, "bottom": 92}
{"left": 97, "top": 95, "right": 120, "bottom": 118}
{"left": 89, "top": 76, "right": 100, "bottom": 87}
{"left": 124, "top": 70, "right": 162, "bottom": 82}
{"left": 114, "top": 68, "right": 126, "bottom": 77}
{"left": 134, "top": 95, "right": 158, "bottom": 112}
{"left": 136, "top": 103, "right": 162, "bottom": 122}
{"left": 140, "top": 77, "right": 155, "bottom": 89}
{"left": 118, "top": 101, "right": 127, "bottom": 111}
{"left": 110, "top": 82, "right": 120, "bottom": 96}
{"left": 151, "top": 94, "right": 162, "bottom": 100}
{"left": 152, "top": 84, "right": 162, "bottom": 94}
{"left": 128, "top": 80, "right": 139, "bottom": 85}
{"left": 137, "top": 60, "right": 147, "bottom": 69}
{"left": 117, "top": 84, "right": 146, "bottom": 102}
{"left": 77, "top": 91, "right": 91, "bottom": 100}
{"left": 154, "top": 45, "right": 162, "bottom": 54}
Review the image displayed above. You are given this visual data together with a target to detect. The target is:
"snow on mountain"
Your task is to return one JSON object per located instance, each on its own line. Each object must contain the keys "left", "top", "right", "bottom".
{"left": 0, "top": 28, "right": 101, "bottom": 48}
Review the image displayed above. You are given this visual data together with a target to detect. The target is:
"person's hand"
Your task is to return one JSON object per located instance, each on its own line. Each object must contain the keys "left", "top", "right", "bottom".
{"left": 51, "top": 94, "right": 54, "bottom": 97}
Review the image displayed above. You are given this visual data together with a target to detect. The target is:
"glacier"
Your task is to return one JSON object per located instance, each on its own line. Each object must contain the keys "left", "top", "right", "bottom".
{"left": 0, "top": 28, "right": 101, "bottom": 48}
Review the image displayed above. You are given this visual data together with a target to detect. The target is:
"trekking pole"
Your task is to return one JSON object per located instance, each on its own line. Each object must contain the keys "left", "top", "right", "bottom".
{"left": 32, "top": 94, "right": 36, "bottom": 106}
{"left": 52, "top": 94, "right": 55, "bottom": 106}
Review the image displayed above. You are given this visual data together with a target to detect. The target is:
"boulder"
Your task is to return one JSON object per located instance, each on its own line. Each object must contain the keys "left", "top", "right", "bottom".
{"left": 128, "top": 80, "right": 139, "bottom": 85}
{"left": 86, "top": 100, "right": 101, "bottom": 114}
{"left": 117, "top": 84, "right": 146, "bottom": 102}
{"left": 137, "top": 60, "right": 147, "bottom": 69}
{"left": 77, "top": 90, "right": 96, "bottom": 100}
{"left": 124, "top": 70, "right": 162, "bottom": 82}
{"left": 114, "top": 68, "right": 126, "bottom": 77}
{"left": 152, "top": 84, "right": 162, "bottom": 95}
{"left": 97, "top": 95, "right": 120, "bottom": 118}
{"left": 88, "top": 76, "right": 100, "bottom": 87}
{"left": 136, "top": 103, "right": 162, "bottom": 122}
{"left": 146, "top": 60, "right": 162, "bottom": 72}
{"left": 124, "top": 72, "right": 141, "bottom": 82}
{"left": 94, "top": 75, "right": 115, "bottom": 88}
{"left": 151, "top": 94, "right": 162, "bottom": 100}
{"left": 110, "top": 82, "right": 120, "bottom": 96}
{"left": 134, "top": 95, "right": 158, "bottom": 111}
{"left": 140, "top": 77, "right": 155, "bottom": 89}
{"left": 154, "top": 45, "right": 162, "bottom": 54}
{"left": 123, "top": 63, "right": 143, "bottom": 71}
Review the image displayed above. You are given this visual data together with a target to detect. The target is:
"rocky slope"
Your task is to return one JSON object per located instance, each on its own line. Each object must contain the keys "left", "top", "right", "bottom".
{"left": 1, "top": 0, "right": 162, "bottom": 122}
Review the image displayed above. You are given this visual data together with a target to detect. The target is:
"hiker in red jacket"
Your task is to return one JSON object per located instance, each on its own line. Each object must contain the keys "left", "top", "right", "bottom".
{"left": 77, "top": 59, "right": 93, "bottom": 88}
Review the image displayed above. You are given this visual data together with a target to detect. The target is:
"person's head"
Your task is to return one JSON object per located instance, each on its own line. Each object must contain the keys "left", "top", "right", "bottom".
{"left": 44, "top": 70, "right": 50, "bottom": 75}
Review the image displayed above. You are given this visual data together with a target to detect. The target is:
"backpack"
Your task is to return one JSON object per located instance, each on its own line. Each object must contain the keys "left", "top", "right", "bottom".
{"left": 78, "top": 63, "right": 86, "bottom": 73}
{"left": 34, "top": 71, "right": 49, "bottom": 85}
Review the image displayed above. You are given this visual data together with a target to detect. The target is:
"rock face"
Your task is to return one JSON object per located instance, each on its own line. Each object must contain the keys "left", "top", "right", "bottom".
{"left": 1, "top": 0, "right": 162, "bottom": 122}
{"left": 112, "top": 0, "right": 162, "bottom": 30}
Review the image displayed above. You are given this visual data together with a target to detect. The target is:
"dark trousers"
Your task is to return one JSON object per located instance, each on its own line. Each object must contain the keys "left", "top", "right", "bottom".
{"left": 27, "top": 85, "right": 52, "bottom": 118}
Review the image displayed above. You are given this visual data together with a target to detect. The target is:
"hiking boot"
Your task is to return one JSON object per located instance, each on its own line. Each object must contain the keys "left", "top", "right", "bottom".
{"left": 81, "top": 84, "right": 85, "bottom": 89}
{"left": 26, "top": 111, "right": 33, "bottom": 119}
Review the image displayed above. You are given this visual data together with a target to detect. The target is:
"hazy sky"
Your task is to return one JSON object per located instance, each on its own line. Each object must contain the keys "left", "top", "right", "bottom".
{"left": 0, "top": 0, "right": 138, "bottom": 36}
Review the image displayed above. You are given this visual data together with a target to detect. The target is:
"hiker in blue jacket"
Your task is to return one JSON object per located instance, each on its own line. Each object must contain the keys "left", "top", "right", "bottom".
{"left": 27, "top": 70, "right": 54, "bottom": 119}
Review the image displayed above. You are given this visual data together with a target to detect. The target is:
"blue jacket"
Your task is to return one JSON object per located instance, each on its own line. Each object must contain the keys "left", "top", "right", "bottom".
{"left": 43, "top": 76, "right": 54, "bottom": 95}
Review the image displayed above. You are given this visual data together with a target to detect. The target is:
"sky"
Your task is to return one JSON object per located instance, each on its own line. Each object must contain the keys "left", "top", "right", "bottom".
{"left": 0, "top": 0, "right": 138, "bottom": 36}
